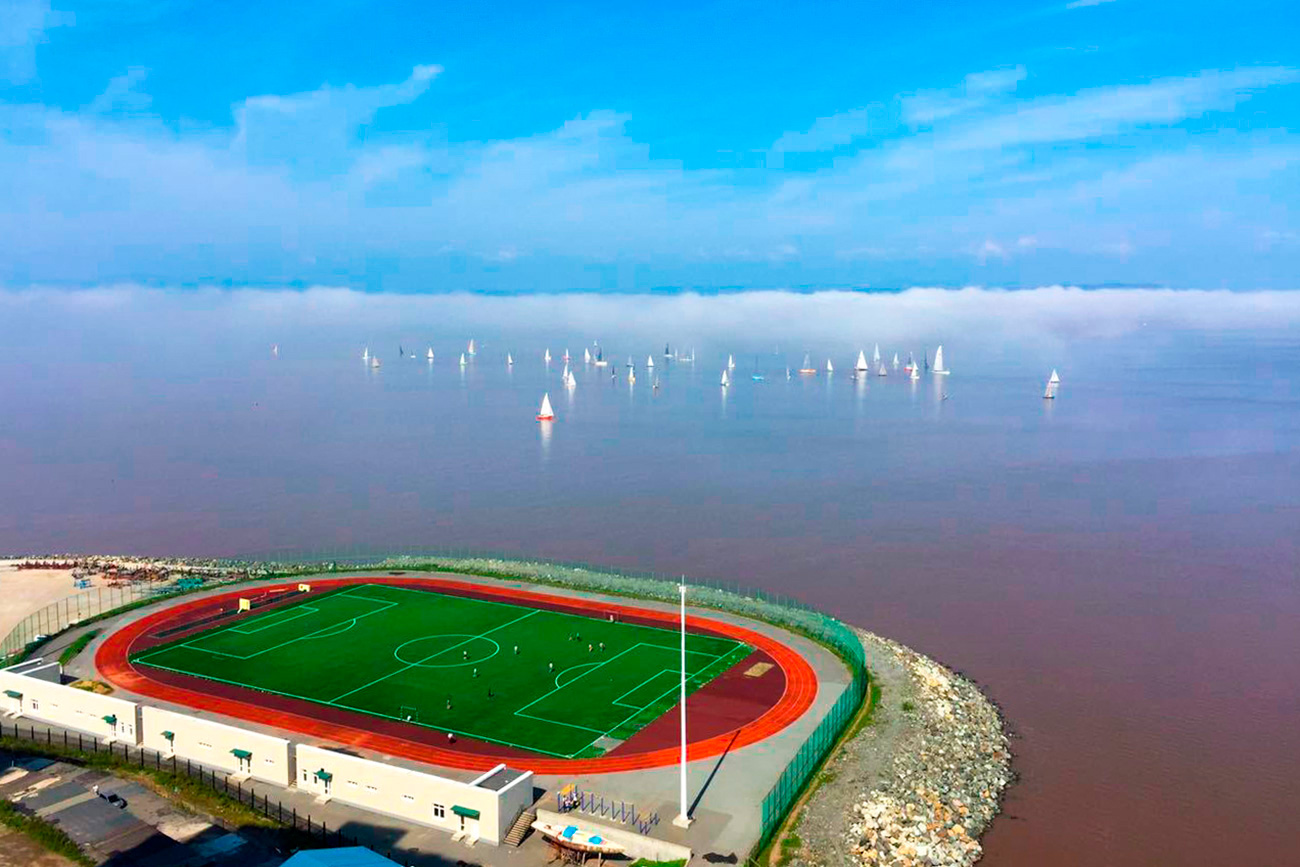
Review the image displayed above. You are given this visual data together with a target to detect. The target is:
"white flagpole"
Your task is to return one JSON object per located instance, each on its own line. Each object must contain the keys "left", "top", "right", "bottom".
{"left": 673, "top": 580, "right": 692, "bottom": 828}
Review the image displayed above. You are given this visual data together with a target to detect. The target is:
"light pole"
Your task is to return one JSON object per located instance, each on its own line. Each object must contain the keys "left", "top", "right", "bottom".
{"left": 673, "top": 580, "right": 693, "bottom": 828}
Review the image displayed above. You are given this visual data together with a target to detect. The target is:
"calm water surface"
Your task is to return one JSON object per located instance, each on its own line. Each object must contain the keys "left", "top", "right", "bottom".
{"left": 1, "top": 289, "right": 1297, "bottom": 865}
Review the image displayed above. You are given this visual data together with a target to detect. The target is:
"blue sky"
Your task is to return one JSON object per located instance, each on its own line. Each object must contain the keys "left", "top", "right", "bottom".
{"left": 2, "top": 0, "right": 1297, "bottom": 292}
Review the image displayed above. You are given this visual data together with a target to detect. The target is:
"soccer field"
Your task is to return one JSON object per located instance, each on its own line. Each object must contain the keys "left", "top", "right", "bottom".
{"left": 130, "top": 583, "right": 752, "bottom": 758}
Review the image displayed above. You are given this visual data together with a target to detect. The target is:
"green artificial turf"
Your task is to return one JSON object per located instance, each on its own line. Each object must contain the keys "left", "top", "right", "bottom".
{"left": 130, "top": 584, "right": 751, "bottom": 758}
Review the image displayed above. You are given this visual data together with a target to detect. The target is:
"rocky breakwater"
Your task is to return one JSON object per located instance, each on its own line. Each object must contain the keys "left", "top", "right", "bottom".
{"left": 786, "top": 630, "right": 1011, "bottom": 867}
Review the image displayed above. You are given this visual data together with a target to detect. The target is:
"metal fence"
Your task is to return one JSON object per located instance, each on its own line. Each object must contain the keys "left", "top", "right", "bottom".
{"left": 0, "top": 719, "right": 422, "bottom": 866}
{"left": 2, "top": 550, "right": 871, "bottom": 851}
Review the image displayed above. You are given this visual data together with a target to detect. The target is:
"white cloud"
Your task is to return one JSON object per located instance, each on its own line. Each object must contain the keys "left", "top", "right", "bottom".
{"left": 1065, "top": 0, "right": 1119, "bottom": 9}
{"left": 770, "top": 107, "right": 873, "bottom": 155}
{"left": 901, "top": 67, "right": 1027, "bottom": 126}
{"left": 0, "top": 0, "right": 73, "bottom": 83}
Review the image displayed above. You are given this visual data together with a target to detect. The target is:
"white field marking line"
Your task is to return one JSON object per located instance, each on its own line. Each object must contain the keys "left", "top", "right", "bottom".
{"left": 173, "top": 598, "right": 398, "bottom": 661}
{"left": 512, "top": 710, "right": 607, "bottom": 735}
{"left": 554, "top": 662, "right": 601, "bottom": 689}
{"left": 228, "top": 605, "right": 319, "bottom": 634}
{"left": 131, "top": 656, "right": 580, "bottom": 760}
{"left": 611, "top": 668, "right": 677, "bottom": 708}
{"left": 597, "top": 643, "right": 750, "bottom": 740}
{"left": 327, "top": 609, "right": 540, "bottom": 704}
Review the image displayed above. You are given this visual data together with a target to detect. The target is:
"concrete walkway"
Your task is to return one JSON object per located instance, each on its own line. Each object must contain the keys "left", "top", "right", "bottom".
{"left": 44, "top": 568, "right": 854, "bottom": 862}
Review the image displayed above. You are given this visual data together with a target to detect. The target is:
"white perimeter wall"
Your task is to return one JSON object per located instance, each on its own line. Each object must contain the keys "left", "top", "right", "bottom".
{"left": 0, "top": 665, "right": 139, "bottom": 743}
{"left": 294, "top": 745, "right": 532, "bottom": 845}
{"left": 141, "top": 706, "right": 292, "bottom": 786}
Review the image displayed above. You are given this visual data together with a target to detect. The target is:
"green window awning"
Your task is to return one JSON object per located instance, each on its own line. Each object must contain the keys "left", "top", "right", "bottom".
{"left": 102, "top": 714, "right": 117, "bottom": 725}
{"left": 314, "top": 769, "right": 332, "bottom": 781}
{"left": 452, "top": 805, "right": 480, "bottom": 820}
{"left": 162, "top": 731, "right": 174, "bottom": 740}
{"left": 231, "top": 749, "right": 252, "bottom": 760}
{"left": 3, "top": 690, "right": 21, "bottom": 699}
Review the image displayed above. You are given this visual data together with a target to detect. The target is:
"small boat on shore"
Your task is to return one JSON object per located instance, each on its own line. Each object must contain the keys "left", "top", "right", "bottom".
{"left": 531, "top": 820, "right": 624, "bottom": 858}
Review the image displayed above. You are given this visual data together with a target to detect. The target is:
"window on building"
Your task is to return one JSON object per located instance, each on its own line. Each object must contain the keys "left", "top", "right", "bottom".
{"left": 365, "top": 785, "right": 378, "bottom": 792}
{"left": 402, "top": 795, "right": 415, "bottom": 802}
{"left": 198, "top": 741, "right": 212, "bottom": 749}
{"left": 433, "top": 804, "right": 446, "bottom": 819}
{"left": 302, "top": 771, "right": 308, "bottom": 783}
{"left": 30, "top": 700, "right": 39, "bottom": 711}
{"left": 264, "top": 758, "right": 275, "bottom": 765}
{"left": 347, "top": 780, "right": 358, "bottom": 788}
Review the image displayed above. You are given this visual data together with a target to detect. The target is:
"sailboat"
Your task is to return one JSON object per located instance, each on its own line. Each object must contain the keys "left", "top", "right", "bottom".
{"left": 909, "top": 361, "right": 920, "bottom": 381}
{"left": 627, "top": 366, "right": 636, "bottom": 384}
{"left": 873, "top": 344, "right": 881, "bottom": 365}
{"left": 584, "top": 347, "right": 592, "bottom": 364}
{"left": 799, "top": 352, "right": 817, "bottom": 375}
{"left": 370, "top": 356, "right": 381, "bottom": 369}
{"left": 892, "top": 353, "right": 900, "bottom": 370}
{"left": 720, "top": 368, "right": 730, "bottom": 387}
{"left": 855, "top": 351, "right": 869, "bottom": 373}
{"left": 544, "top": 348, "right": 552, "bottom": 363}
{"left": 826, "top": 358, "right": 834, "bottom": 374}
{"left": 933, "top": 345, "right": 950, "bottom": 375}
{"left": 467, "top": 339, "right": 476, "bottom": 356}
{"left": 272, "top": 344, "right": 279, "bottom": 358}
{"left": 399, "top": 345, "right": 404, "bottom": 358}
{"left": 877, "top": 360, "right": 888, "bottom": 377}
{"left": 536, "top": 393, "right": 555, "bottom": 421}
{"left": 923, "top": 350, "right": 930, "bottom": 373}
{"left": 1044, "top": 369, "right": 1060, "bottom": 399}
{"left": 426, "top": 347, "right": 434, "bottom": 361}
{"left": 786, "top": 367, "right": 792, "bottom": 380}
{"left": 727, "top": 354, "right": 736, "bottom": 370}
{"left": 507, "top": 352, "right": 514, "bottom": 366}
{"left": 459, "top": 353, "right": 467, "bottom": 366}
{"left": 594, "top": 347, "right": 608, "bottom": 367}
{"left": 362, "top": 347, "right": 369, "bottom": 362}
{"left": 646, "top": 355, "right": 655, "bottom": 369}
{"left": 563, "top": 349, "right": 570, "bottom": 362}
{"left": 664, "top": 343, "right": 672, "bottom": 358}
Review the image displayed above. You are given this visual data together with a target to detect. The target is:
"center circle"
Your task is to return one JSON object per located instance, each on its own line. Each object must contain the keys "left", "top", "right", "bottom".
{"left": 393, "top": 635, "right": 500, "bottom": 668}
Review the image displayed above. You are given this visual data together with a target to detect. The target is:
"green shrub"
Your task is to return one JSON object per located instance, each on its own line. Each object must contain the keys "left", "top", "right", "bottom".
{"left": 58, "top": 630, "right": 100, "bottom": 666}
{"left": 0, "top": 799, "right": 95, "bottom": 866}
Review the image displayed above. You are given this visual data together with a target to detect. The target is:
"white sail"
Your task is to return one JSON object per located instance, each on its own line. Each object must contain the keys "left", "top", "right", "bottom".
{"left": 362, "top": 347, "right": 369, "bottom": 361}
{"left": 1049, "top": 369, "right": 1060, "bottom": 385}
{"left": 892, "top": 353, "right": 899, "bottom": 369}
{"left": 826, "top": 359, "right": 834, "bottom": 373}
{"left": 562, "top": 361, "right": 570, "bottom": 380}
{"left": 370, "top": 356, "right": 381, "bottom": 368}
{"left": 459, "top": 353, "right": 467, "bottom": 366}
{"left": 786, "top": 367, "right": 792, "bottom": 380}
{"left": 628, "top": 367, "right": 636, "bottom": 384}
{"left": 544, "top": 348, "right": 551, "bottom": 362}
{"left": 873, "top": 343, "right": 881, "bottom": 364}
{"left": 721, "top": 369, "right": 730, "bottom": 386}
{"left": 507, "top": 352, "right": 514, "bottom": 366}
{"left": 467, "top": 339, "right": 476, "bottom": 356}
{"left": 584, "top": 348, "right": 592, "bottom": 364}
{"left": 878, "top": 361, "right": 888, "bottom": 376}
{"left": 538, "top": 393, "right": 554, "bottom": 419}
{"left": 933, "top": 345, "right": 949, "bottom": 374}
{"left": 563, "top": 349, "right": 570, "bottom": 362}
{"left": 426, "top": 347, "right": 434, "bottom": 360}
{"left": 800, "top": 352, "right": 815, "bottom": 373}
{"left": 1044, "top": 381, "right": 1057, "bottom": 399}
{"left": 727, "top": 354, "right": 736, "bottom": 370}
{"left": 909, "top": 362, "right": 919, "bottom": 380}
{"left": 647, "top": 355, "right": 655, "bottom": 368}
{"left": 856, "top": 351, "right": 869, "bottom": 372}
{"left": 272, "top": 344, "right": 279, "bottom": 358}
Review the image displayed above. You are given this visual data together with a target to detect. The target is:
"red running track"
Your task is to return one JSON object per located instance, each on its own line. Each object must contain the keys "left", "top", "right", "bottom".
{"left": 95, "top": 576, "right": 819, "bottom": 774}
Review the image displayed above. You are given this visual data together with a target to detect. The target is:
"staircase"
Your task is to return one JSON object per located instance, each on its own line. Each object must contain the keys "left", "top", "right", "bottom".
{"left": 504, "top": 807, "right": 537, "bottom": 847}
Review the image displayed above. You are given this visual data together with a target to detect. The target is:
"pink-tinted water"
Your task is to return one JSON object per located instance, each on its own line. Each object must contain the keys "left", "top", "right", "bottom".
{"left": 1, "top": 293, "right": 1297, "bottom": 865}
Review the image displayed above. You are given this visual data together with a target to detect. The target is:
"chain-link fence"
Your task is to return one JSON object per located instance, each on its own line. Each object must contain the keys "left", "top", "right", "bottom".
{"left": 2, "top": 551, "right": 871, "bottom": 850}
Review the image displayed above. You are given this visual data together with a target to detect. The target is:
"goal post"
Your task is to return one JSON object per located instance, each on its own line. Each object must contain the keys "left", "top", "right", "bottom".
{"left": 238, "top": 598, "right": 251, "bottom": 612}
{"left": 399, "top": 705, "right": 419, "bottom": 723}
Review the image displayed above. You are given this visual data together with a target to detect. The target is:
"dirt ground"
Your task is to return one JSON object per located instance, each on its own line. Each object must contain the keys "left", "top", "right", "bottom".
{"left": 0, "top": 561, "right": 99, "bottom": 647}
{"left": 0, "top": 825, "right": 78, "bottom": 866}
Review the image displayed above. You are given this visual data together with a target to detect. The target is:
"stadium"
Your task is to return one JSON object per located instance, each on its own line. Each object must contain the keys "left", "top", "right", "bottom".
{"left": 8, "top": 566, "right": 865, "bottom": 861}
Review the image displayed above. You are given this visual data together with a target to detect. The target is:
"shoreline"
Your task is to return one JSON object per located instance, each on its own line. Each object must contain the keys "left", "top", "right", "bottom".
{"left": 2, "top": 553, "right": 1012, "bottom": 864}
